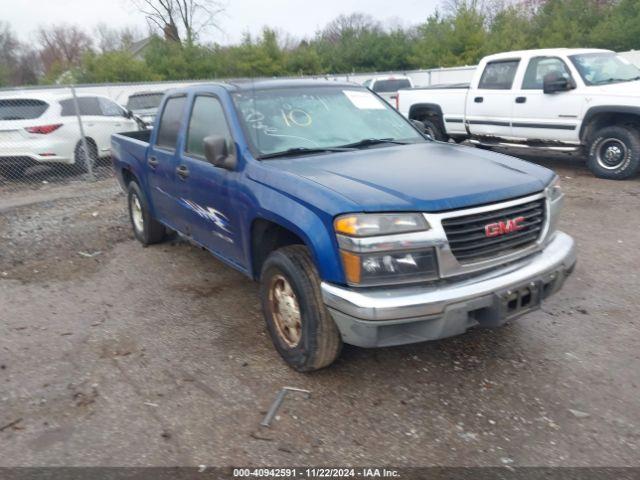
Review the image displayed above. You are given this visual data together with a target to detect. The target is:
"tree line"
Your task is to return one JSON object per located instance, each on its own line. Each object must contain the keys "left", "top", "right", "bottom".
{"left": 1, "top": 0, "right": 639, "bottom": 87}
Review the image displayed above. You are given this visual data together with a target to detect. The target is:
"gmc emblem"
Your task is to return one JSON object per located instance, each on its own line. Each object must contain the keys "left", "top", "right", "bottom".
{"left": 484, "top": 216, "right": 525, "bottom": 238}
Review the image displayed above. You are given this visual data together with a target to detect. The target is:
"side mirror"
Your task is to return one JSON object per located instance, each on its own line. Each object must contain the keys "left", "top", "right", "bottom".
{"left": 204, "top": 135, "right": 236, "bottom": 170}
{"left": 543, "top": 76, "right": 574, "bottom": 94}
{"left": 125, "top": 109, "right": 134, "bottom": 119}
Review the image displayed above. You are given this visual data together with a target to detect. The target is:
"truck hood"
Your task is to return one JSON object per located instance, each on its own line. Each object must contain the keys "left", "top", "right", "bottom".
{"left": 263, "top": 142, "right": 554, "bottom": 212}
{"left": 586, "top": 80, "right": 640, "bottom": 98}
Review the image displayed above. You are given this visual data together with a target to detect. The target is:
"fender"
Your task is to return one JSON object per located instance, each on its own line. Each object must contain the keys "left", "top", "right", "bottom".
{"left": 580, "top": 105, "right": 640, "bottom": 140}
{"left": 408, "top": 103, "right": 446, "bottom": 134}
{"left": 244, "top": 187, "right": 344, "bottom": 283}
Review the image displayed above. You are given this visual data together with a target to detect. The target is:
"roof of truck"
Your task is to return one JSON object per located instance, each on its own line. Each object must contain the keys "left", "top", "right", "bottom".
{"left": 165, "top": 79, "right": 360, "bottom": 96}
{"left": 483, "top": 48, "right": 612, "bottom": 62}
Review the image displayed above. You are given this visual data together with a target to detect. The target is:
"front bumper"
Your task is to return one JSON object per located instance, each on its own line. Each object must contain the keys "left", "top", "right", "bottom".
{"left": 321, "top": 231, "right": 576, "bottom": 348}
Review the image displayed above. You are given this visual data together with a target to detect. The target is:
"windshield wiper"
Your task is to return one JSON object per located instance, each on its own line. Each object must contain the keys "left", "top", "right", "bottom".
{"left": 335, "top": 138, "right": 408, "bottom": 149}
{"left": 258, "top": 146, "right": 353, "bottom": 160}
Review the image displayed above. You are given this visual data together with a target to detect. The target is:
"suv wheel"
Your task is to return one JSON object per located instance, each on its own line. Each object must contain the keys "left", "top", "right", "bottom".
{"left": 127, "top": 181, "right": 166, "bottom": 245}
{"left": 74, "top": 140, "right": 98, "bottom": 174}
{"left": 260, "top": 245, "right": 342, "bottom": 372}
{"left": 587, "top": 125, "right": 640, "bottom": 179}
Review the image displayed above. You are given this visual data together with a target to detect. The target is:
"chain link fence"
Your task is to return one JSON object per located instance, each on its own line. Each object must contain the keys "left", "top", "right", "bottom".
{"left": 0, "top": 86, "right": 145, "bottom": 198}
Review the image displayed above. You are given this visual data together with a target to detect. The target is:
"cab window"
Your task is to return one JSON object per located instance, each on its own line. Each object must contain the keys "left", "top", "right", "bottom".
{"left": 60, "top": 97, "right": 102, "bottom": 116}
{"left": 522, "top": 57, "right": 572, "bottom": 90}
{"left": 185, "top": 95, "right": 232, "bottom": 159}
{"left": 156, "top": 96, "right": 187, "bottom": 151}
{"left": 478, "top": 60, "right": 520, "bottom": 90}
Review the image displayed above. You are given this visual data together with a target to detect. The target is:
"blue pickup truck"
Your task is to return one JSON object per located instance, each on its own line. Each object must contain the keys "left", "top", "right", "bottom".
{"left": 111, "top": 80, "right": 576, "bottom": 371}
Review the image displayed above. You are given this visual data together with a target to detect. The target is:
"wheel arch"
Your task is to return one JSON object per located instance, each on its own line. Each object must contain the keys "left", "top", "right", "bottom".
{"left": 408, "top": 103, "right": 448, "bottom": 139}
{"left": 580, "top": 106, "right": 640, "bottom": 142}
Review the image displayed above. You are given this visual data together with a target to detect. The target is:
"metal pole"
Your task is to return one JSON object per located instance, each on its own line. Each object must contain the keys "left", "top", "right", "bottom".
{"left": 70, "top": 85, "right": 94, "bottom": 180}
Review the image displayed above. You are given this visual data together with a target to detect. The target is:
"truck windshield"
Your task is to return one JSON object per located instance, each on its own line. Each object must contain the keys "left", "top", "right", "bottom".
{"left": 569, "top": 52, "right": 640, "bottom": 86}
{"left": 232, "top": 86, "right": 424, "bottom": 158}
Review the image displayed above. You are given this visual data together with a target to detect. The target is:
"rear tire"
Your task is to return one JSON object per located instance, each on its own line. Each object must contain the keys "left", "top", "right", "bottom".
{"left": 73, "top": 140, "right": 98, "bottom": 174}
{"left": 260, "top": 245, "right": 342, "bottom": 372}
{"left": 587, "top": 125, "right": 640, "bottom": 180}
{"left": 127, "top": 181, "right": 166, "bottom": 245}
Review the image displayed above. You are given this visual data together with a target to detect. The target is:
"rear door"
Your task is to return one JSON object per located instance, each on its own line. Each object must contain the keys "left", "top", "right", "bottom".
{"left": 510, "top": 56, "right": 582, "bottom": 142}
{"left": 175, "top": 94, "right": 243, "bottom": 264}
{"left": 146, "top": 95, "right": 188, "bottom": 226}
{"left": 465, "top": 59, "right": 520, "bottom": 138}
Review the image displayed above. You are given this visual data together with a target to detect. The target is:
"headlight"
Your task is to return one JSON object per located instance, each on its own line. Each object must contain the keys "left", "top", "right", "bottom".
{"left": 340, "top": 249, "right": 438, "bottom": 286}
{"left": 546, "top": 176, "right": 562, "bottom": 202}
{"left": 335, "top": 213, "right": 437, "bottom": 286}
{"left": 334, "top": 213, "right": 429, "bottom": 237}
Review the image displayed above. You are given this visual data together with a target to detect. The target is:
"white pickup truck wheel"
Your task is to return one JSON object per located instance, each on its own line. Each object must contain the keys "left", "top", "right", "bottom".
{"left": 421, "top": 118, "right": 447, "bottom": 142}
{"left": 587, "top": 125, "right": 640, "bottom": 180}
{"left": 260, "top": 245, "right": 342, "bottom": 372}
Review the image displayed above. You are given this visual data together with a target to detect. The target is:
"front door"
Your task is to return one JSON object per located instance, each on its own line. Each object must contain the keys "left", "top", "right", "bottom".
{"left": 510, "top": 56, "right": 583, "bottom": 143}
{"left": 175, "top": 94, "right": 244, "bottom": 265}
{"left": 466, "top": 59, "right": 520, "bottom": 138}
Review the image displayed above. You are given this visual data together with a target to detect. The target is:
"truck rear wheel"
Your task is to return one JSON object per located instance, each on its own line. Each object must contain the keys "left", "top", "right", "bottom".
{"left": 587, "top": 125, "right": 640, "bottom": 180}
{"left": 127, "top": 181, "right": 166, "bottom": 245}
{"left": 260, "top": 245, "right": 342, "bottom": 372}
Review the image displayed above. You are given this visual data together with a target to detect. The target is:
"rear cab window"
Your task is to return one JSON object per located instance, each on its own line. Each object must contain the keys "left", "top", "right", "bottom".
{"left": 0, "top": 99, "right": 49, "bottom": 120}
{"left": 185, "top": 95, "right": 233, "bottom": 159}
{"left": 156, "top": 95, "right": 187, "bottom": 151}
{"left": 478, "top": 60, "right": 520, "bottom": 90}
{"left": 372, "top": 79, "right": 412, "bottom": 92}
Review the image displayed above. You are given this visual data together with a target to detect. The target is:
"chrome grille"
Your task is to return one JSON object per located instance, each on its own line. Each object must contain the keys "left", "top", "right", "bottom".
{"left": 442, "top": 198, "right": 546, "bottom": 263}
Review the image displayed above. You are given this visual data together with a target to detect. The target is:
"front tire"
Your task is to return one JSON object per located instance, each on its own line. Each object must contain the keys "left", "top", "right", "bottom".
{"left": 260, "top": 245, "right": 342, "bottom": 372}
{"left": 421, "top": 118, "right": 447, "bottom": 141}
{"left": 127, "top": 181, "right": 166, "bottom": 245}
{"left": 587, "top": 125, "right": 640, "bottom": 180}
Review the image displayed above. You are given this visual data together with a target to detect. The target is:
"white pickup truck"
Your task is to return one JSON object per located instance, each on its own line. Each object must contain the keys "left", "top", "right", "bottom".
{"left": 398, "top": 48, "right": 640, "bottom": 180}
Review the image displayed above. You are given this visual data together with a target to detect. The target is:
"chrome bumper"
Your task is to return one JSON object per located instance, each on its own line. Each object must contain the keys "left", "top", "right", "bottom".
{"left": 321, "top": 231, "right": 576, "bottom": 348}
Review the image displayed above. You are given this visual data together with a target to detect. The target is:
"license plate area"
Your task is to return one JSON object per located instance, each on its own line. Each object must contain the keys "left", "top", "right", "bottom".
{"left": 500, "top": 281, "right": 542, "bottom": 319}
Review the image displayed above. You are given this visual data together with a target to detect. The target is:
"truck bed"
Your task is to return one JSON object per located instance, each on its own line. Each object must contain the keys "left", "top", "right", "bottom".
{"left": 111, "top": 130, "right": 151, "bottom": 187}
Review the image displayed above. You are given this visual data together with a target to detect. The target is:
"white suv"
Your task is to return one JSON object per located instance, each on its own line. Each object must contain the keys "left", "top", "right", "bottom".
{"left": 0, "top": 92, "right": 139, "bottom": 177}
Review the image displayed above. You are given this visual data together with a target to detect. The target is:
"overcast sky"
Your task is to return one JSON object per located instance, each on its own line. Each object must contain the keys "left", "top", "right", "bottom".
{"left": 1, "top": 0, "right": 442, "bottom": 45}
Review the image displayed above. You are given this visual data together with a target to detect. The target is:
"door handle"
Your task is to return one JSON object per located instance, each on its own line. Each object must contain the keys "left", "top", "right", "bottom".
{"left": 148, "top": 156, "right": 159, "bottom": 168}
{"left": 474, "top": 97, "right": 484, "bottom": 103}
{"left": 515, "top": 96, "right": 527, "bottom": 104}
{"left": 176, "top": 165, "right": 190, "bottom": 179}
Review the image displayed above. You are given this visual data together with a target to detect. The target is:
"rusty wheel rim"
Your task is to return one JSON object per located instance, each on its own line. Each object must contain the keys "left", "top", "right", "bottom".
{"left": 269, "top": 274, "right": 302, "bottom": 347}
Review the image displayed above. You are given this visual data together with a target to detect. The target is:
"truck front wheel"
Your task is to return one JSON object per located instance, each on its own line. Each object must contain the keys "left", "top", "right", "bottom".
{"left": 587, "top": 125, "right": 640, "bottom": 180}
{"left": 260, "top": 245, "right": 342, "bottom": 372}
{"left": 127, "top": 181, "right": 166, "bottom": 245}
{"left": 421, "top": 118, "right": 447, "bottom": 141}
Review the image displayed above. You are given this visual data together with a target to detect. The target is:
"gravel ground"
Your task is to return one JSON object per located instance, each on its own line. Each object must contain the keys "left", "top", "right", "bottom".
{"left": 0, "top": 155, "right": 638, "bottom": 467}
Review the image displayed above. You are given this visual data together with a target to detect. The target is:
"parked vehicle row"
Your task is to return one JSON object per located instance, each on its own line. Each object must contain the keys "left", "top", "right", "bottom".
{"left": 0, "top": 92, "right": 139, "bottom": 177}
{"left": 112, "top": 80, "right": 576, "bottom": 371}
{"left": 397, "top": 48, "right": 640, "bottom": 180}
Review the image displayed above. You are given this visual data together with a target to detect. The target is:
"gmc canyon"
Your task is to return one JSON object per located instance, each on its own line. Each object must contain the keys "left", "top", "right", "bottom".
{"left": 398, "top": 48, "right": 640, "bottom": 180}
{"left": 111, "top": 80, "right": 576, "bottom": 371}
